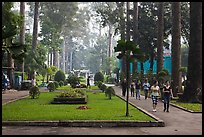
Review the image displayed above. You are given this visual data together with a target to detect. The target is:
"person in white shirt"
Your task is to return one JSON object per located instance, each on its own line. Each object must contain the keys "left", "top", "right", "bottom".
{"left": 150, "top": 80, "right": 160, "bottom": 112}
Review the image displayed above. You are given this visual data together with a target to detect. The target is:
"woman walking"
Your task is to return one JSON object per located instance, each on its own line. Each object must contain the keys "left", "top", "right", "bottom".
{"left": 130, "top": 80, "right": 135, "bottom": 97}
{"left": 163, "top": 80, "right": 174, "bottom": 112}
{"left": 150, "top": 80, "right": 160, "bottom": 112}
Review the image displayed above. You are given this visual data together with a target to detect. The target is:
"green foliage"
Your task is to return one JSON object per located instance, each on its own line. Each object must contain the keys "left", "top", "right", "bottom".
{"left": 57, "top": 88, "right": 86, "bottom": 98}
{"left": 67, "top": 74, "right": 80, "bottom": 88}
{"left": 105, "top": 86, "right": 115, "bottom": 99}
{"left": 158, "top": 69, "right": 170, "bottom": 82}
{"left": 47, "top": 82, "right": 55, "bottom": 92}
{"left": 53, "top": 81, "right": 59, "bottom": 89}
{"left": 95, "top": 81, "right": 103, "bottom": 89}
{"left": 29, "top": 86, "right": 40, "bottom": 99}
{"left": 54, "top": 70, "right": 65, "bottom": 82}
{"left": 94, "top": 72, "right": 104, "bottom": 82}
{"left": 100, "top": 84, "right": 107, "bottom": 92}
{"left": 59, "top": 81, "right": 64, "bottom": 87}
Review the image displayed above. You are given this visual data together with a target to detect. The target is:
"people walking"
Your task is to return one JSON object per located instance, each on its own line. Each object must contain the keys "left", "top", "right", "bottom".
{"left": 150, "top": 80, "right": 160, "bottom": 112}
{"left": 163, "top": 80, "right": 174, "bottom": 112}
{"left": 121, "top": 79, "right": 127, "bottom": 97}
{"left": 143, "top": 78, "right": 150, "bottom": 99}
{"left": 130, "top": 80, "right": 135, "bottom": 97}
{"left": 135, "top": 79, "right": 142, "bottom": 100}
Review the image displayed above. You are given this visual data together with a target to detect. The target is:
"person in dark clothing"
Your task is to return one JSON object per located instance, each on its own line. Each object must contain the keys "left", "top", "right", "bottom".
{"left": 87, "top": 76, "right": 91, "bottom": 88}
{"left": 121, "top": 79, "right": 127, "bottom": 97}
{"left": 130, "top": 80, "right": 135, "bottom": 97}
{"left": 163, "top": 80, "right": 174, "bottom": 112}
{"left": 135, "top": 79, "right": 142, "bottom": 100}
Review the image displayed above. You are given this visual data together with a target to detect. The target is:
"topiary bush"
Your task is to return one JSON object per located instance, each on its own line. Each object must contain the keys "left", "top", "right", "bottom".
{"left": 97, "top": 81, "right": 103, "bottom": 89}
{"left": 94, "top": 72, "right": 104, "bottom": 83}
{"left": 59, "top": 81, "right": 64, "bottom": 87}
{"left": 105, "top": 86, "right": 115, "bottom": 99}
{"left": 47, "top": 82, "right": 55, "bottom": 92}
{"left": 100, "top": 84, "right": 107, "bottom": 92}
{"left": 29, "top": 86, "right": 40, "bottom": 99}
{"left": 67, "top": 74, "right": 80, "bottom": 88}
{"left": 54, "top": 70, "right": 65, "bottom": 82}
{"left": 53, "top": 81, "right": 59, "bottom": 89}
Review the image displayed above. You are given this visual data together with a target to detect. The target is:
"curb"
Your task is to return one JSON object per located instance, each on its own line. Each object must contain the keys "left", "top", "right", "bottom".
{"left": 169, "top": 102, "right": 202, "bottom": 113}
{"left": 2, "top": 120, "right": 164, "bottom": 127}
{"left": 2, "top": 95, "right": 30, "bottom": 106}
{"left": 115, "top": 94, "right": 165, "bottom": 127}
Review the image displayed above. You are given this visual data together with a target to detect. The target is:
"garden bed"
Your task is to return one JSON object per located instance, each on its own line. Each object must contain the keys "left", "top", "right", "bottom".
{"left": 51, "top": 96, "right": 87, "bottom": 104}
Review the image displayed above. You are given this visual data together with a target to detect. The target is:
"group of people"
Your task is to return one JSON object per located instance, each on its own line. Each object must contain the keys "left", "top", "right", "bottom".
{"left": 121, "top": 78, "right": 174, "bottom": 112}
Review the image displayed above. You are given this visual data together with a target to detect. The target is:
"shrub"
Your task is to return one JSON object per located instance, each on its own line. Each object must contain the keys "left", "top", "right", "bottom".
{"left": 47, "top": 82, "right": 55, "bottom": 92}
{"left": 100, "top": 84, "right": 107, "bottom": 92}
{"left": 54, "top": 70, "right": 65, "bottom": 82}
{"left": 97, "top": 81, "right": 103, "bottom": 89}
{"left": 29, "top": 86, "right": 40, "bottom": 99}
{"left": 105, "top": 86, "right": 115, "bottom": 99}
{"left": 59, "top": 81, "right": 64, "bottom": 87}
{"left": 53, "top": 81, "right": 59, "bottom": 89}
{"left": 80, "top": 83, "right": 87, "bottom": 88}
{"left": 67, "top": 74, "right": 80, "bottom": 88}
{"left": 94, "top": 72, "right": 104, "bottom": 82}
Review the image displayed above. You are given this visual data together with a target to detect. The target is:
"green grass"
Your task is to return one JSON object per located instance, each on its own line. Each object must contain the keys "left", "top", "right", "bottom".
{"left": 170, "top": 100, "right": 202, "bottom": 112}
{"left": 2, "top": 91, "right": 155, "bottom": 122}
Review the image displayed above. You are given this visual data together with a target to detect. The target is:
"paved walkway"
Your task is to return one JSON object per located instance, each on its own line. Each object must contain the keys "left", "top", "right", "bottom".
{"left": 2, "top": 86, "right": 202, "bottom": 135}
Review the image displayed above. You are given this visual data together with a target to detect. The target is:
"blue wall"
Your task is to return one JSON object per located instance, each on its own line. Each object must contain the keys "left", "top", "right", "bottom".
{"left": 119, "top": 56, "right": 172, "bottom": 74}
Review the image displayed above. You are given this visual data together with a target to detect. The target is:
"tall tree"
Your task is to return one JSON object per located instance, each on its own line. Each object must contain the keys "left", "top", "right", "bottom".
{"left": 181, "top": 2, "right": 202, "bottom": 103}
{"left": 31, "top": 2, "right": 39, "bottom": 79}
{"left": 157, "top": 2, "right": 164, "bottom": 74}
{"left": 19, "top": 2, "right": 25, "bottom": 80}
{"left": 171, "top": 2, "right": 182, "bottom": 96}
{"left": 132, "top": 2, "right": 139, "bottom": 74}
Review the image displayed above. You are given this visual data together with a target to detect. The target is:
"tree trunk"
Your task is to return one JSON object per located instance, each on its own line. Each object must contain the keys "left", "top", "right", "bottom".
{"left": 126, "top": 2, "right": 131, "bottom": 41}
{"left": 171, "top": 2, "right": 182, "bottom": 96}
{"left": 132, "top": 2, "right": 139, "bottom": 74}
{"left": 107, "top": 23, "right": 113, "bottom": 76}
{"left": 20, "top": 2, "right": 25, "bottom": 80}
{"left": 31, "top": 2, "right": 39, "bottom": 79}
{"left": 7, "top": 52, "right": 14, "bottom": 88}
{"left": 116, "top": 2, "right": 126, "bottom": 78}
{"left": 157, "top": 2, "right": 164, "bottom": 74}
{"left": 181, "top": 2, "right": 202, "bottom": 103}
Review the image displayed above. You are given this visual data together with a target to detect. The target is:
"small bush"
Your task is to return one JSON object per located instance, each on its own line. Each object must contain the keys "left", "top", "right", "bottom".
{"left": 97, "top": 81, "right": 103, "bottom": 89}
{"left": 53, "top": 81, "right": 59, "bottom": 89}
{"left": 100, "top": 84, "right": 107, "bottom": 92}
{"left": 54, "top": 70, "right": 65, "bottom": 82}
{"left": 47, "top": 82, "right": 55, "bottom": 92}
{"left": 80, "top": 83, "right": 87, "bottom": 88}
{"left": 105, "top": 86, "right": 115, "bottom": 99}
{"left": 59, "top": 81, "right": 64, "bottom": 87}
{"left": 29, "top": 86, "right": 40, "bottom": 99}
{"left": 94, "top": 72, "right": 104, "bottom": 82}
{"left": 67, "top": 74, "right": 80, "bottom": 88}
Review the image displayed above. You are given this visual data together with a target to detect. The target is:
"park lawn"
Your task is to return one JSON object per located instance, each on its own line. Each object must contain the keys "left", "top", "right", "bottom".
{"left": 170, "top": 100, "right": 202, "bottom": 112}
{"left": 2, "top": 91, "right": 155, "bottom": 122}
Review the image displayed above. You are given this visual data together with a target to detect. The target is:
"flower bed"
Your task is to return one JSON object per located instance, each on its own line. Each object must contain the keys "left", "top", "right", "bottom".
{"left": 51, "top": 88, "right": 87, "bottom": 104}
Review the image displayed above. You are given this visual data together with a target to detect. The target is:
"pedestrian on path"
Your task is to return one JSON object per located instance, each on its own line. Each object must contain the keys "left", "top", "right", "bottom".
{"left": 163, "top": 80, "right": 174, "bottom": 112}
{"left": 87, "top": 76, "right": 91, "bottom": 88}
{"left": 135, "top": 79, "right": 142, "bottom": 100}
{"left": 121, "top": 79, "right": 127, "bottom": 97}
{"left": 150, "top": 80, "right": 160, "bottom": 112}
{"left": 130, "top": 80, "right": 135, "bottom": 97}
{"left": 142, "top": 78, "right": 150, "bottom": 99}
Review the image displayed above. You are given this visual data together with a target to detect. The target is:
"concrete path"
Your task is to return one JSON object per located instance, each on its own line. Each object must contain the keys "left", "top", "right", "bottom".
{"left": 2, "top": 86, "right": 202, "bottom": 135}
